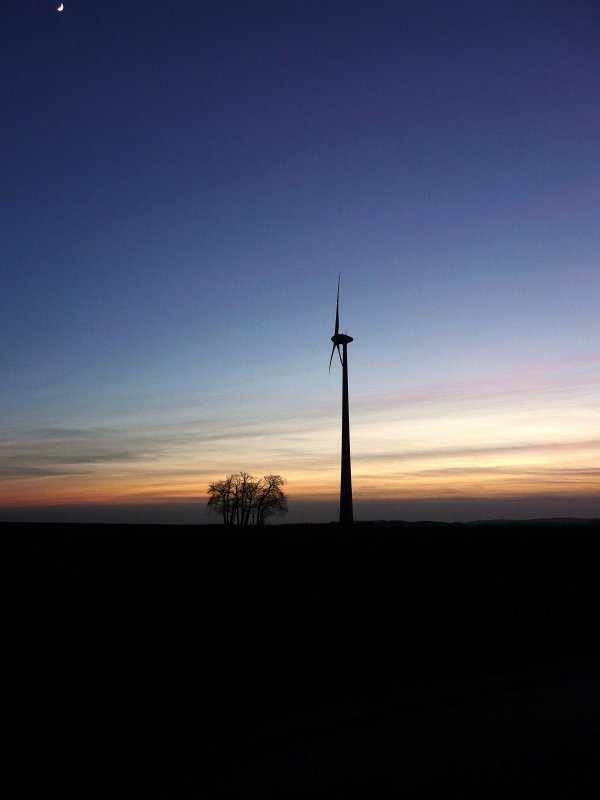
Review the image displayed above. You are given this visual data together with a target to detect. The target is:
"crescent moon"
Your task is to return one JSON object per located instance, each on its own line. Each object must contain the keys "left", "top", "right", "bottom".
{"left": 57, "top": 3, "right": 64, "bottom": 10}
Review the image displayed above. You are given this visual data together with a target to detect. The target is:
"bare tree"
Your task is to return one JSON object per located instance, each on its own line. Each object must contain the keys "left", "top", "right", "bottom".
{"left": 207, "top": 472, "right": 288, "bottom": 526}
{"left": 253, "top": 474, "right": 288, "bottom": 525}
{"left": 206, "top": 474, "right": 235, "bottom": 525}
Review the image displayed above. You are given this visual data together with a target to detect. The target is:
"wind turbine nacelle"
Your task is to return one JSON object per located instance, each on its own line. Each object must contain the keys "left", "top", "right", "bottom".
{"left": 332, "top": 333, "right": 353, "bottom": 345}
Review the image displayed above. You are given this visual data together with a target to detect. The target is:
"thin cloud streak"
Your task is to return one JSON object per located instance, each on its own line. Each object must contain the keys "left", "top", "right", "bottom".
{"left": 357, "top": 438, "right": 600, "bottom": 464}
{"left": 356, "top": 353, "right": 600, "bottom": 412}
{"left": 2, "top": 350, "right": 600, "bottom": 514}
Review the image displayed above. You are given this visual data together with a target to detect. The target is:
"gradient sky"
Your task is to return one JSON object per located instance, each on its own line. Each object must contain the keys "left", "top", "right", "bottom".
{"left": 2, "top": 0, "right": 600, "bottom": 523}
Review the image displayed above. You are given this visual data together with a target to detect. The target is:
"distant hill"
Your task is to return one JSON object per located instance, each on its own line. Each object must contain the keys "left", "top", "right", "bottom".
{"left": 466, "top": 517, "right": 599, "bottom": 526}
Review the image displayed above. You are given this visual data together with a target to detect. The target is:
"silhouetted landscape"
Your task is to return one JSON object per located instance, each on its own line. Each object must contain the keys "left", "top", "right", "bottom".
{"left": 4, "top": 518, "right": 600, "bottom": 797}
{"left": 5, "top": 3, "right": 600, "bottom": 795}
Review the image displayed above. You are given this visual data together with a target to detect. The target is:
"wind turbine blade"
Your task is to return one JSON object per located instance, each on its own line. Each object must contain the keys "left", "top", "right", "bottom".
{"left": 337, "top": 344, "right": 343, "bottom": 366}
{"left": 335, "top": 274, "right": 340, "bottom": 336}
{"left": 328, "top": 342, "right": 336, "bottom": 372}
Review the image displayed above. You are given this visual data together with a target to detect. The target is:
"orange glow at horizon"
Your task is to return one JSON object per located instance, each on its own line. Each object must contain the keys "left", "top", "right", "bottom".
{"left": 3, "top": 451, "right": 600, "bottom": 509}
{"left": 3, "top": 358, "right": 600, "bottom": 515}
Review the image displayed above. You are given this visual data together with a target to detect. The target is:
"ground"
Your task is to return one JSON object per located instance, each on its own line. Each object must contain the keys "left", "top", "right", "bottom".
{"left": 3, "top": 520, "right": 600, "bottom": 796}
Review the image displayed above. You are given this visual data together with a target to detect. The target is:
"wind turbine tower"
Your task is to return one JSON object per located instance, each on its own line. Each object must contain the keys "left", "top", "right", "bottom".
{"left": 329, "top": 275, "right": 354, "bottom": 525}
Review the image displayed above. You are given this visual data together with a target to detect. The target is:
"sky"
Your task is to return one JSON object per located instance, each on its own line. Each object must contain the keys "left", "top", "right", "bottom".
{"left": 2, "top": 0, "right": 600, "bottom": 524}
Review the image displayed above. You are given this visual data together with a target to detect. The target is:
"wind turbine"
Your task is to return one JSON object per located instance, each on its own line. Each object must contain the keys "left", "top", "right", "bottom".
{"left": 329, "top": 275, "right": 354, "bottom": 525}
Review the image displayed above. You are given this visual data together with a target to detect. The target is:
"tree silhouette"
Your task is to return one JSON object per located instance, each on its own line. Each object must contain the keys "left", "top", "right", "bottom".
{"left": 207, "top": 472, "right": 288, "bottom": 525}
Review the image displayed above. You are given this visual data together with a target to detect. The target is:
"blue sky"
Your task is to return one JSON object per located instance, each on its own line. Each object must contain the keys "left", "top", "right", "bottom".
{"left": 2, "top": 0, "right": 600, "bottom": 522}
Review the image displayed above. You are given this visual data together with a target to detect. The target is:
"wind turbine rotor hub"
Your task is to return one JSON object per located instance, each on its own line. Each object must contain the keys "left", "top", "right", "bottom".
{"left": 332, "top": 333, "right": 353, "bottom": 345}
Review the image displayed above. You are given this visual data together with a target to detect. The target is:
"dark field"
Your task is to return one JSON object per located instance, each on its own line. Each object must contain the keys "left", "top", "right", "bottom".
{"left": 3, "top": 519, "right": 600, "bottom": 797}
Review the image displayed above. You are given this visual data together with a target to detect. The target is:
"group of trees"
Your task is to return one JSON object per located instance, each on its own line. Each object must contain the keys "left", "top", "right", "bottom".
{"left": 207, "top": 472, "right": 288, "bottom": 526}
